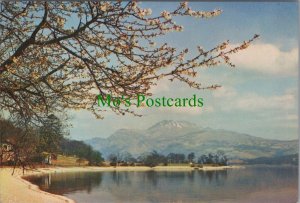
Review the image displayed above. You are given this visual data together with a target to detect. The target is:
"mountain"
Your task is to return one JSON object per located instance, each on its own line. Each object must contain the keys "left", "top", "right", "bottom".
{"left": 245, "top": 154, "right": 298, "bottom": 165}
{"left": 85, "top": 120, "right": 298, "bottom": 159}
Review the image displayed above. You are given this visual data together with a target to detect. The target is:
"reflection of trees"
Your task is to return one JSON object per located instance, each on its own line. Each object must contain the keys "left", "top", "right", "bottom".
{"left": 187, "top": 171, "right": 195, "bottom": 182}
{"left": 26, "top": 170, "right": 230, "bottom": 196}
{"left": 110, "top": 171, "right": 132, "bottom": 186}
{"left": 145, "top": 171, "right": 159, "bottom": 187}
{"left": 25, "top": 167, "right": 297, "bottom": 203}
{"left": 143, "top": 171, "right": 190, "bottom": 187}
{"left": 215, "top": 170, "right": 228, "bottom": 183}
{"left": 198, "top": 170, "right": 228, "bottom": 184}
{"left": 26, "top": 172, "right": 103, "bottom": 195}
{"left": 164, "top": 171, "right": 186, "bottom": 179}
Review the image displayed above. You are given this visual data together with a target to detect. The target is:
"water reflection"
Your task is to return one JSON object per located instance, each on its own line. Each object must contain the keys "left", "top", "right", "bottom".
{"left": 26, "top": 172, "right": 103, "bottom": 195}
{"left": 25, "top": 166, "right": 297, "bottom": 203}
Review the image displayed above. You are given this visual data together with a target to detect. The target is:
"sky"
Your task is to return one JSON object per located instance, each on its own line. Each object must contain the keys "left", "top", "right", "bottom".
{"left": 69, "top": 2, "right": 298, "bottom": 141}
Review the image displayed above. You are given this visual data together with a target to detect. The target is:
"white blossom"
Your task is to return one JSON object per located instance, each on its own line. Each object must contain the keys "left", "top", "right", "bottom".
{"left": 161, "top": 10, "right": 171, "bottom": 20}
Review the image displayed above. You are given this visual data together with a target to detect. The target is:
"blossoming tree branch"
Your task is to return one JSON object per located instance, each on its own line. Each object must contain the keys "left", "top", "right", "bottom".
{"left": 0, "top": 1, "right": 258, "bottom": 124}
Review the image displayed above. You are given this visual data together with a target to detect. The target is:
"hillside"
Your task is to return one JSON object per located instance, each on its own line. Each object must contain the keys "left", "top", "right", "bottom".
{"left": 245, "top": 154, "right": 298, "bottom": 165}
{"left": 85, "top": 120, "right": 298, "bottom": 159}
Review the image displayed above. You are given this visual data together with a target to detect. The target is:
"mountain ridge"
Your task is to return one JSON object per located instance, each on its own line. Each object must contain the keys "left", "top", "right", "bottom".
{"left": 85, "top": 120, "right": 298, "bottom": 159}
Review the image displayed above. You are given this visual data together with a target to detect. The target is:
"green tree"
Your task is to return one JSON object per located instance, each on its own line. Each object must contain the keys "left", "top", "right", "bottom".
{"left": 121, "top": 151, "right": 136, "bottom": 164}
{"left": 108, "top": 153, "right": 118, "bottom": 166}
{"left": 143, "top": 151, "right": 167, "bottom": 167}
{"left": 187, "top": 152, "right": 195, "bottom": 163}
{"left": 38, "top": 114, "right": 65, "bottom": 154}
{"left": 60, "top": 139, "right": 104, "bottom": 166}
{"left": 167, "top": 153, "right": 185, "bottom": 164}
{"left": 0, "top": 118, "right": 19, "bottom": 165}
{"left": 88, "top": 150, "right": 104, "bottom": 166}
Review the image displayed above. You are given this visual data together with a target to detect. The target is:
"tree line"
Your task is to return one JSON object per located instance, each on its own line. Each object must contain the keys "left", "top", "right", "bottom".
{"left": 60, "top": 139, "right": 104, "bottom": 166}
{"left": 1, "top": 113, "right": 228, "bottom": 171}
{"left": 0, "top": 116, "right": 103, "bottom": 172}
{"left": 108, "top": 150, "right": 228, "bottom": 167}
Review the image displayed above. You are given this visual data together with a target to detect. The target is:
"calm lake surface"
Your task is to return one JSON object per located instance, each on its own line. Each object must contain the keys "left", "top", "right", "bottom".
{"left": 25, "top": 166, "right": 298, "bottom": 203}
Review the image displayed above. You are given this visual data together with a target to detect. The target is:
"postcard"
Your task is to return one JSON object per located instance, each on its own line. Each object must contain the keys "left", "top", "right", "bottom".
{"left": 0, "top": 1, "right": 298, "bottom": 203}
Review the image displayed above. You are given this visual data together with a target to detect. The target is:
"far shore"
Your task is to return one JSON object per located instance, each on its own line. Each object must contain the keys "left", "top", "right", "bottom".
{"left": 0, "top": 165, "right": 243, "bottom": 203}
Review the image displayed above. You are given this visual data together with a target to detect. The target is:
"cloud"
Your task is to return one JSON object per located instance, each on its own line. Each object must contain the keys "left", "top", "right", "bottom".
{"left": 211, "top": 85, "right": 297, "bottom": 112}
{"left": 158, "top": 105, "right": 214, "bottom": 115}
{"left": 230, "top": 43, "right": 298, "bottom": 76}
{"left": 234, "top": 93, "right": 296, "bottom": 111}
{"left": 285, "top": 114, "right": 298, "bottom": 121}
{"left": 212, "top": 86, "right": 237, "bottom": 98}
{"left": 150, "top": 78, "right": 171, "bottom": 94}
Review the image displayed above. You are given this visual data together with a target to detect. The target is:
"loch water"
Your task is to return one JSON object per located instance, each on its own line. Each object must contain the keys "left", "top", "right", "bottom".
{"left": 25, "top": 166, "right": 298, "bottom": 203}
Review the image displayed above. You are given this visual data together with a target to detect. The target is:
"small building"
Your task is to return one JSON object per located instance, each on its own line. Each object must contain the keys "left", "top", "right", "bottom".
{"left": 42, "top": 152, "right": 57, "bottom": 165}
{"left": 0, "top": 141, "right": 14, "bottom": 164}
{"left": 1, "top": 142, "right": 13, "bottom": 152}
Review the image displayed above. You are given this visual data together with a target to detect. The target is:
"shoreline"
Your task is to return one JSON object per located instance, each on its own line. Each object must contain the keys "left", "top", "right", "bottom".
{"left": 0, "top": 165, "right": 242, "bottom": 203}
{"left": 0, "top": 167, "right": 75, "bottom": 203}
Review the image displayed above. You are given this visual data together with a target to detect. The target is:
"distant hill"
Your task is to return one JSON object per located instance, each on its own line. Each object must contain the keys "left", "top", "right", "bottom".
{"left": 85, "top": 120, "right": 298, "bottom": 159}
{"left": 245, "top": 154, "right": 298, "bottom": 165}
